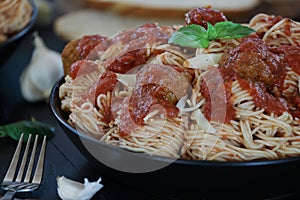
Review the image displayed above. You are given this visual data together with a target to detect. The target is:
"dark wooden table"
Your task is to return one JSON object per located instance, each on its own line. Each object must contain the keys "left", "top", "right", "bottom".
{"left": 0, "top": 25, "right": 158, "bottom": 200}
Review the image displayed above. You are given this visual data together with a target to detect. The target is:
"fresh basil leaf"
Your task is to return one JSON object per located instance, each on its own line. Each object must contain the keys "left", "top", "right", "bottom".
{"left": 0, "top": 120, "right": 55, "bottom": 142}
{"left": 168, "top": 24, "right": 210, "bottom": 48}
{"left": 212, "top": 21, "right": 256, "bottom": 39}
{"left": 168, "top": 21, "right": 255, "bottom": 49}
{"left": 207, "top": 23, "right": 217, "bottom": 41}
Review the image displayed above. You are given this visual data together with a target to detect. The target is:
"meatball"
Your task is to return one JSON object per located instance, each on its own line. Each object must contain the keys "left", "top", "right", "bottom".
{"left": 221, "top": 37, "right": 283, "bottom": 87}
{"left": 185, "top": 7, "right": 227, "bottom": 28}
{"left": 61, "top": 39, "right": 80, "bottom": 75}
{"left": 61, "top": 35, "right": 108, "bottom": 75}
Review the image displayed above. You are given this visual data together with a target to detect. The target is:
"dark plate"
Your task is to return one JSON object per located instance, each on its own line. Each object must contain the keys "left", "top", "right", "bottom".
{"left": 0, "top": 0, "right": 38, "bottom": 68}
{"left": 50, "top": 77, "right": 300, "bottom": 200}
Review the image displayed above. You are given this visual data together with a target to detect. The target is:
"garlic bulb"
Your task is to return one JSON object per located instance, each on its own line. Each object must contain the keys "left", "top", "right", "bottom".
{"left": 57, "top": 176, "right": 103, "bottom": 200}
{"left": 20, "top": 32, "right": 63, "bottom": 102}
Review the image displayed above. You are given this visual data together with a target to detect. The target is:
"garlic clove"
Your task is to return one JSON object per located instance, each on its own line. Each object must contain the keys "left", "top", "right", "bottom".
{"left": 19, "top": 67, "right": 45, "bottom": 102}
{"left": 27, "top": 33, "right": 63, "bottom": 94}
{"left": 29, "top": 33, "right": 63, "bottom": 91}
{"left": 191, "top": 109, "right": 216, "bottom": 133}
{"left": 57, "top": 176, "right": 103, "bottom": 200}
{"left": 20, "top": 32, "right": 64, "bottom": 102}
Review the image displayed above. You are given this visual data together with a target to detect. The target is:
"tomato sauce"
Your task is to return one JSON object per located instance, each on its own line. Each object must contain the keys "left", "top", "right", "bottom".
{"left": 200, "top": 67, "right": 235, "bottom": 124}
{"left": 112, "top": 23, "right": 171, "bottom": 49}
{"left": 77, "top": 35, "right": 109, "bottom": 60}
{"left": 237, "top": 77, "right": 288, "bottom": 115}
{"left": 103, "top": 23, "right": 172, "bottom": 74}
{"left": 117, "top": 97, "right": 139, "bottom": 136}
{"left": 272, "top": 45, "right": 300, "bottom": 75}
{"left": 283, "top": 19, "right": 292, "bottom": 36}
{"left": 200, "top": 36, "right": 294, "bottom": 123}
{"left": 69, "top": 60, "right": 99, "bottom": 79}
{"left": 84, "top": 71, "right": 117, "bottom": 103}
{"left": 94, "top": 72, "right": 118, "bottom": 97}
{"left": 105, "top": 49, "right": 149, "bottom": 74}
{"left": 287, "top": 96, "right": 300, "bottom": 119}
{"left": 129, "top": 83, "right": 179, "bottom": 126}
{"left": 84, "top": 71, "right": 118, "bottom": 124}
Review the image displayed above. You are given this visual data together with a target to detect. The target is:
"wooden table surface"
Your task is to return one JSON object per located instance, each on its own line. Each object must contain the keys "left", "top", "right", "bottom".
{"left": 0, "top": 25, "right": 158, "bottom": 200}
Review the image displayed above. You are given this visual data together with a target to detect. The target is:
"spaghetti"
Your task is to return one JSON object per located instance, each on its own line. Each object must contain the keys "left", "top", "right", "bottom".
{"left": 0, "top": 0, "right": 32, "bottom": 42}
{"left": 59, "top": 8, "right": 300, "bottom": 161}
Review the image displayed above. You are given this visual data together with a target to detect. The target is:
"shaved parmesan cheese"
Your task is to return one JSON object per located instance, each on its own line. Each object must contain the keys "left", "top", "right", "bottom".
{"left": 176, "top": 95, "right": 188, "bottom": 112}
{"left": 116, "top": 73, "right": 136, "bottom": 89}
{"left": 176, "top": 95, "right": 202, "bottom": 113}
{"left": 185, "top": 53, "right": 223, "bottom": 69}
{"left": 191, "top": 109, "right": 216, "bottom": 133}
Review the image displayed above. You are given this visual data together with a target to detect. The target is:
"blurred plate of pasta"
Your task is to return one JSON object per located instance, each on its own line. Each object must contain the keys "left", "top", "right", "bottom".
{"left": 0, "top": 0, "right": 38, "bottom": 67}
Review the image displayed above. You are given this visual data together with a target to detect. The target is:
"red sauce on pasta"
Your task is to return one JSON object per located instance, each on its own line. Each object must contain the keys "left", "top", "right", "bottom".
{"left": 272, "top": 45, "right": 300, "bottom": 75}
{"left": 94, "top": 71, "right": 118, "bottom": 97}
{"left": 105, "top": 49, "right": 149, "bottom": 74}
{"left": 261, "top": 15, "right": 283, "bottom": 24}
{"left": 85, "top": 71, "right": 117, "bottom": 103}
{"left": 85, "top": 71, "right": 117, "bottom": 124}
{"left": 256, "top": 16, "right": 283, "bottom": 38}
{"left": 111, "top": 23, "right": 171, "bottom": 47}
{"left": 200, "top": 67, "right": 235, "bottom": 124}
{"left": 288, "top": 96, "right": 300, "bottom": 119}
{"left": 237, "top": 78, "right": 288, "bottom": 115}
{"left": 201, "top": 37, "right": 291, "bottom": 123}
{"left": 103, "top": 23, "right": 172, "bottom": 74}
{"left": 69, "top": 60, "right": 99, "bottom": 79}
{"left": 129, "top": 83, "right": 179, "bottom": 126}
{"left": 118, "top": 97, "right": 137, "bottom": 136}
{"left": 283, "top": 20, "right": 292, "bottom": 36}
{"left": 77, "top": 35, "right": 109, "bottom": 60}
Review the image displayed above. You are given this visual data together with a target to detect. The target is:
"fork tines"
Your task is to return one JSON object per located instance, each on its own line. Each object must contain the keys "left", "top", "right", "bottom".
{"left": 3, "top": 133, "right": 47, "bottom": 185}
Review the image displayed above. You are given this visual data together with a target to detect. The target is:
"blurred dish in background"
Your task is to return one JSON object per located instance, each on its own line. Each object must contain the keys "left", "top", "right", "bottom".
{"left": 54, "top": 0, "right": 300, "bottom": 41}
{"left": 53, "top": 0, "right": 260, "bottom": 41}
{"left": 0, "top": 0, "right": 38, "bottom": 68}
{"left": 84, "top": 0, "right": 260, "bottom": 18}
{"left": 84, "top": 0, "right": 300, "bottom": 21}
{"left": 54, "top": 9, "right": 182, "bottom": 41}
{"left": 0, "top": 0, "right": 33, "bottom": 42}
{"left": 257, "top": 0, "right": 300, "bottom": 20}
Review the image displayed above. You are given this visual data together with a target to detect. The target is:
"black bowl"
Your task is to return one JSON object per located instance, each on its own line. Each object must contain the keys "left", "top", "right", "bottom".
{"left": 0, "top": 0, "right": 38, "bottom": 68}
{"left": 50, "top": 77, "right": 300, "bottom": 199}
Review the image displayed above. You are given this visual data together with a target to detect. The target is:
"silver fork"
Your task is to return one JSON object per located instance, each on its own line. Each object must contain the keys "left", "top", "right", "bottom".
{"left": 0, "top": 134, "right": 47, "bottom": 200}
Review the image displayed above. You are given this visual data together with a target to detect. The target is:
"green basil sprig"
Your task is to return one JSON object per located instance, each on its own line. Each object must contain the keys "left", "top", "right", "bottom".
{"left": 0, "top": 120, "right": 55, "bottom": 142}
{"left": 168, "top": 22, "right": 256, "bottom": 48}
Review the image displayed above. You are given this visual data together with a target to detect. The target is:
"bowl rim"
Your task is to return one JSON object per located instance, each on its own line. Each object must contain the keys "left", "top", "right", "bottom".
{"left": 50, "top": 77, "right": 300, "bottom": 168}
{"left": 0, "top": 0, "right": 38, "bottom": 48}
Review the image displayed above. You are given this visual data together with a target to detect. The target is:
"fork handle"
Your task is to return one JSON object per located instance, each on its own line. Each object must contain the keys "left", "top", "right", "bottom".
{"left": 0, "top": 191, "right": 16, "bottom": 200}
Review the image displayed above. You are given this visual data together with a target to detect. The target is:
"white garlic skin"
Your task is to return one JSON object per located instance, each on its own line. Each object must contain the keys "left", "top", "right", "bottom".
{"left": 57, "top": 176, "right": 103, "bottom": 200}
{"left": 20, "top": 32, "right": 63, "bottom": 102}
